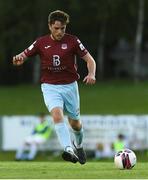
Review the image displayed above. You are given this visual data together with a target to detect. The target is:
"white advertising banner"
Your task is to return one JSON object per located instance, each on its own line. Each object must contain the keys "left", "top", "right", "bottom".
{"left": 81, "top": 115, "right": 148, "bottom": 150}
{"left": 2, "top": 116, "right": 39, "bottom": 150}
{"left": 1, "top": 115, "right": 148, "bottom": 151}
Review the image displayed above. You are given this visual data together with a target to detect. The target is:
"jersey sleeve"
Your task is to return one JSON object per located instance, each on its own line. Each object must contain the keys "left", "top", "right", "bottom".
{"left": 24, "top": 40, "right": 38, "bottom": 57}
{"left": 74, "top": 37, "right": 88, "bottom": 58}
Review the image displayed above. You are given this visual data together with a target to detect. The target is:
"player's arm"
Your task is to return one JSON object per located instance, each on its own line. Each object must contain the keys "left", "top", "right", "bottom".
{"left": 12, "top": 52, "right": 27, "bottom": 66}
{"left": 82, "top": 52, "right": 96, "bottom": 84}
{"left": 13, "top": 40, "right": 38, "bottom": 66}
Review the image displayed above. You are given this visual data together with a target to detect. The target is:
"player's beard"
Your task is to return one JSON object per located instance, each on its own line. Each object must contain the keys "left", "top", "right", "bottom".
{"left": 52, "top": 33, "right": 64, "bottom": 41}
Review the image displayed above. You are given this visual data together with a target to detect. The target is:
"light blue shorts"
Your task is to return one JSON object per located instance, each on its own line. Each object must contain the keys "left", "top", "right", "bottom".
{"left": 41, "top": 81, "right": 80, "bottom": 120}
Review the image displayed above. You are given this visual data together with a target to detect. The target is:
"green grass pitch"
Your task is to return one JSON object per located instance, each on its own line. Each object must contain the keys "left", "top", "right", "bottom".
{"left": 0, "top": 162, "right": 147, "bottom": 179}
{"left": 1, "top": 80, "right": 148, "bottom": 115}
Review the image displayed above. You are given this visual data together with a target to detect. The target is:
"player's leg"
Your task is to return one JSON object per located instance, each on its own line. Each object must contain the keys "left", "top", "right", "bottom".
{"left": 15, "top": 136, "right": 33, "bottom": 160}
{"left": 63, "top": 81, "right": 86, "bottom": 164}
{"left": 26, "top": 135, "right": 46, "bottom": 160}
{"left": 27, "top": 143, "right": 37, "bottom": 160}
{"left": 20, "top": 135, "right": 37, "bottom": 160}
{"left": 68, "top": 118, "right": 86, "bottom": 164}
{"left": 68, "top": 118, "right": 83, "bottom": 147}
{"left": 51, "top": 107, "right": 78, "bottom": 163}
{"left": 15, "top": 143, "right": 26, "bottom": 160}
{"left": 51, "top": 107, "right": 72, "bottom": 148}
{"left": 41, "top": 83, "right": 78, "bottom": 163}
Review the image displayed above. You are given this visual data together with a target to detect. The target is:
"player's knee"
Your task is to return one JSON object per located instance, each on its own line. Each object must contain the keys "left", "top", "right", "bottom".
{"left": 70, "top": 120, "right": 82, "bottom": 131}
{"left": 51, "top": 107, "right": 64, "bottom": 123}
{"left": 52, "top": 114, "right": 63, "bottom": 123}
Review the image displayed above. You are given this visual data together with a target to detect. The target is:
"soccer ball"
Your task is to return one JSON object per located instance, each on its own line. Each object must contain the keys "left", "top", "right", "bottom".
{"left": 114, "top": 149, "right": 137, "bottom": 169}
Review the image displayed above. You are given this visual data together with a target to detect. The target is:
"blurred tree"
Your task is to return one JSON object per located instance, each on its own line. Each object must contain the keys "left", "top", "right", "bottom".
{"left": 0, "top": 0, "right": 37, "bottom": 84}
{"left": 92, "top": 0, "right": 122, "bottom": 80}
{"left": 133, "top": 0, "right": 145, "bottom": 82}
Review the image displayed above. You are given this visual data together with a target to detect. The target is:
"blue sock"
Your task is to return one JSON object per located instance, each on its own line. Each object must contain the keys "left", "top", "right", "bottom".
{"left": 55, "top": 122, "right": 72, "bottom": 150}
{"left": 73, "top": 128, "right": 83, "bottom": 148}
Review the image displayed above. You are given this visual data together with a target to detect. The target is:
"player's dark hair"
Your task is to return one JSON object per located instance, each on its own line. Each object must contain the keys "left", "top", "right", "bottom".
{"left": 48, "top": 10, "right": 70, "bottom": 25}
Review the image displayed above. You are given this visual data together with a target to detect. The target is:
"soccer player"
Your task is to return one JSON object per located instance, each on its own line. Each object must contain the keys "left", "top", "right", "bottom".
{"left": 15, "top": 113, "right": 52, "bottom": 161}
{"left": 13, "top": 10, "right": 96, "bottom": 164}
{"left": 112, "top": 134, "right": 129, "bottom": 153}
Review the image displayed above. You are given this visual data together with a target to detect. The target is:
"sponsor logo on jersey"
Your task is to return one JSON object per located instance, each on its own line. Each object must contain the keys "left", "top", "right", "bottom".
{"left": 61, "top": 44, "right": 67, "bottom": 49}
{"left": 53, "top": 55, "right": 60, "bottom": 66}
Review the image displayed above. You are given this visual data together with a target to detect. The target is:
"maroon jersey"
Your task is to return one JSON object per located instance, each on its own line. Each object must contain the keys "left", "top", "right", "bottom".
{"left": 24, "top": 33, "right": 88, "bottom": 84}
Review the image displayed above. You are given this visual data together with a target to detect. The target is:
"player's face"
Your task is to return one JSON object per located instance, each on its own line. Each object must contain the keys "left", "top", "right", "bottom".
{"left": 49, "top": 21, "right": 66, "bottom": 41}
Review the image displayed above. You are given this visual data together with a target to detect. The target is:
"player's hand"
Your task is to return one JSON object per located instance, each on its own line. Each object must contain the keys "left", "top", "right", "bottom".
{"left": 83, "top": 74, "right": 96, "bottom": 85}
{"left": 13, "top": 55, "right": 24, "bottom": 66}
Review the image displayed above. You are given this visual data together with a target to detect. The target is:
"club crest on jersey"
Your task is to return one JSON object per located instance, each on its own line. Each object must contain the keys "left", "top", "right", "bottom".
{"left": 61, "top": 44, "right": 67, "bottom": 49}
